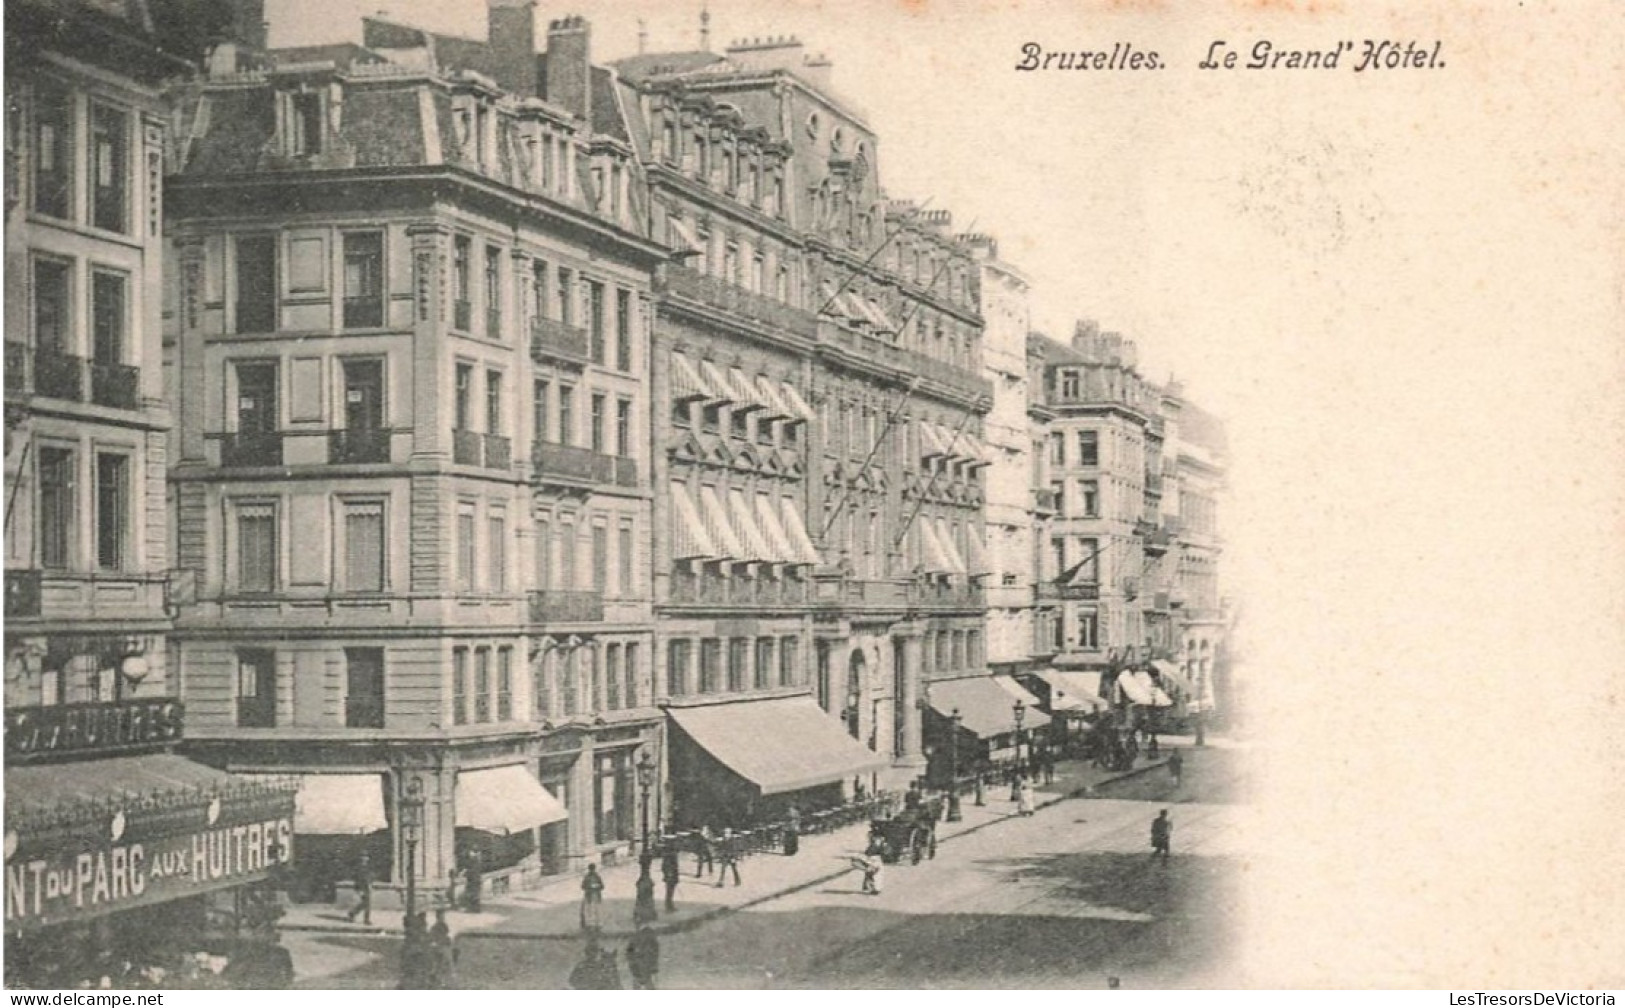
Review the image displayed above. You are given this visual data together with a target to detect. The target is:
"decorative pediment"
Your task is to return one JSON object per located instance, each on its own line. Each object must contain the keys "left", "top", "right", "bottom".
{"left": 671, "top": 432, "right": 705, "bottom": 463}
{"left": 734, "top": 446, "right": 760, "bottom": 473}
{"left": 707, "top": 438, "right": 733, "bottom": 467}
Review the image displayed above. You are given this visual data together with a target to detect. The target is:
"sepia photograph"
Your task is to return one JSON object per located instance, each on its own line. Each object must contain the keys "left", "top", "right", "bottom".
{"left": 3, "top": 0, "right": 1621, "bottom": 993}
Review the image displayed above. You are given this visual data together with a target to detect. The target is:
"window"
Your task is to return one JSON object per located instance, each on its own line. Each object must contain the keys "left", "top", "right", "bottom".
{"left": 533, "top": 649, "right": 553, "bottom": 720}
{"left": 586, "top": 644, "right": 601, "bottom": 713}
{"left": 344, "top": 500, "right": 385, "bottom": 592}
{"left": 485, "top": 369, "right": 503, "bottom": 434}
{"left": 484, "top": 245, "right": 502, "bottom": 337}
{"left": 699, "top": 638, "right": 721, "bottom": 693}
{"left": 605, "top": 643, "right": 621, "bottom": 710}
{"left": 617, "top": 520, "right": 633, "bottom": 597}
{"left": 701, "top": 403, "right": 720, "bottom": 434}
{"left": 667, "top": 638, "right": 691, "bottom": 697}
{"left": 754, "top": 638, "right": 774, "bottom": 690}
{"left": 615, "top": 289, "right": 632, "bottom": 370}
{"left": 345, "top": 647, "right": 386, "bottom": 728}
{"left": 533, "top": 379, "right": 551, "bottom": 443}
{"left": 730, "top": 407, "right": 748, "bottom": 440}
{"left": 1059, "top": 369, "right": 1080, "bottom": 399}
{"left": 1082, "top": 479, "right": 1100, "bottom": 518}
{"left": 556, "top": 268, "right": 574, "bottom": 324}
{"left": 452, "top": 648, "right": 469, "bottom": 725}
{"left": 90, "top": 103, "right": 128, "bottom": 232}
{"left": 454, "top": 363, "right": 473, "bottom": 429}
{"left": 343, "top": 232, "right": 384, "bottom": 328}
{"left": 780, "top": 636, "right": 799, "bottom": 687}
{"left": 727, "top": 638, "right": 748, "bottom": 692}
{"left": 587, "top": 280, "right": 606, "bottom": 363}
{"left": 474, "top": 648, "right": 492, "bottom": 722}
{"left": 558, "top": 385, "right": 575, "bottom": 445}
{"left": 591, "top": 522, "right": 607, "bottom": 592}
{"left": 534, "top": 516, "right": 551, "bottom": 589}
{"left": 237, "top": 503, "right": 278, "bottom": 593}
{"left": 1048, "top": 431, "right": 1065, "bottom": 467}
{"left": 91, "top": 270, "right": 126, "bottom": 366}
{"left": 93, "top": 453, "right": 127, "bottom": 571}
{"left": 235, "top": 236, "right": 277, "bottom": 334}
{"left": 488, "top": 511, "right": 507, "bottom": 592}
{"left": 625, "top": 643, "right": 640, "bottom": 708}
{"left": 1078, "top": 430, "right": 1099, "bottom": 467}
{"left": 615, "top": 399, "right": 632, "bottom": 458}
{"left": 497, "top": 647, "right": 513, "bottom": 721}
{"left": 237, "top": 649, "right": 277, "bottom": 728}
{"left": 452, "top": 236, "right": 471, "bottom": 329}
{"left": 560, "top": 648, "right": 578, "bottom": 715}
{"left": 38, "top": 447, "right": 75, "bottom": 569}
{"left": 531, "top": 259, "right": 549, "bottom": 319}
{"left": 234, "top": 360, "right": 278, "bottom": 435}
{"left": 558, "top": 520, "right": 576, "bottom": 589}
{"left": 32, "top": 79, "right": 73, "bottom": 218}
{"left": 32, "top": 257, "right": 71, "bottom": 356}
{"left": 1078, "top": 609, "right": 1100, "bottom": 649}
{"left": 1078, "top": 537, "right": 1100, "bottom": 582}
{"left": 289, "top": 91, "right": 322, "bottom": 155}
{"left": 590, "top": 393, "right": 606, "bottom": 452}
{"left": 456, "top": 503, "right": 476, "bottom": 591}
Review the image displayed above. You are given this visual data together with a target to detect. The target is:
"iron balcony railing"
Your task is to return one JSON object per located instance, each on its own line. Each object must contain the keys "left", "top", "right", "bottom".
{"left": 452, "top": 428, "right": 483, "bottom": 466}
{"left": 5, "top": 342, "right": 30, "bottom": 394}
{"left": 219, "top": 431, "right": 284, "bottom": 467}
{"left": 530, "top": 441, "right": 635, "bottom": 487}
{"left": 34, "top": 349, "right": 85, "bottom": 401}
{"left": 664, "top": 264, "right": 819, "bottom": 338}
{"left": 530, "top": 316, "right": 591, "bottom": 363}
{"left": 5, "top": 569, "right": 43, "bottom": 618}
{"left": 328, "top": 428, "right": 392, "bottom": 464}
{"left": 91, "top": 362, "right": 139, "bottom": 409}
{"left": 527, "top": 589, "right": 605, "bottom": 623}
{"left": 483, "top": 433, "right": 511, "bottom": 470}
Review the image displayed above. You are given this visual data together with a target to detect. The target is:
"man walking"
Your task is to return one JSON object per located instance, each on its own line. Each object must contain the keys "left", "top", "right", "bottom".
{"left": 1150, "top": 809, "right": 1172, "bottom": 864}
{"left": 783, "top": 804, "right": 801, "bottom": 857}
{"left": 660, "top": 845, "right": 681, "bottom": 912}
{"left": 694, "top": 825, "right": 715, "bottom": 879}
{"left": 626, "top": 924, "right": 659, "bottom": 989}
{"left": 345, "top": 852, "right": 373, "bottom": 924}
{"left": 580, "top": 862, "right": 605, "bottom": 932}
{"left": 715, "top": 828, "right": 742, "bottom": 887}
{"left": 1168, "top": 749, "right": 1184, "bottom": 787}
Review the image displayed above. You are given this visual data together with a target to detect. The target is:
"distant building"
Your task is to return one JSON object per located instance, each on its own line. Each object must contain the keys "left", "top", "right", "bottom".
{"left": 163, "top": 0, "right": 667, "bottom": 897}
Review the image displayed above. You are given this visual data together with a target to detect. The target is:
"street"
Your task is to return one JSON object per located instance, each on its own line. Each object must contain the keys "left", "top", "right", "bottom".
{"left": 292, "top": 746, "right": 1248, "bottom": 989}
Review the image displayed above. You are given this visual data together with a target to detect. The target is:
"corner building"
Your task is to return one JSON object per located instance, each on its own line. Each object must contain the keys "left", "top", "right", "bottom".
{"left": 613, "top": 37, "right": 994, "bottom": 823}
{"left": 164, "top": 2, "right": 668, "bottom": 897}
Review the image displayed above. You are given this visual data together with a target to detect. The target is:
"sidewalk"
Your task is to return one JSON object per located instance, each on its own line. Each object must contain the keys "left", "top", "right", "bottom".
{"left": 278, "top": 747, "right": 1184, "bottom": 944}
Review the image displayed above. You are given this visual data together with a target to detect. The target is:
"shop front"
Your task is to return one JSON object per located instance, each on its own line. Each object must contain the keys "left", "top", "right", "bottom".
{"left": 923, "top": 674, "right": 1053, "bottom": 772}
{"left": 4, "top": 698, "right": 298, "bottom": 989}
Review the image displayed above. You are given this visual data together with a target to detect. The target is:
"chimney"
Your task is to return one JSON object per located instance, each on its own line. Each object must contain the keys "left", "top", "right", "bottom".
{"left": 488, "top": 0, "right": 538, "bottom": 97}
{"left": 545, "top": 15, "right": 592, "bottom": 121}
{"left": 724, "top": 35, "right": 806, "bottom": 74}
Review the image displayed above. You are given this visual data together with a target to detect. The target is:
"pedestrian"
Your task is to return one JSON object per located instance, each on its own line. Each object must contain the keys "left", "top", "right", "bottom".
{"left": 626, "top": 924, "right": 660, "bottom": 989}
{"left": 634, "top": 868, "right": 658, "bottom": 927}
{"left": 1148, "top": 733, "right": 1161, "bottom": 758}
{"left": 461, "top": 849, "right": 483, "bottom": 913}
{"left": 1043, "top": 748, "right": 1056, "bottom": 784}
{"left": 427, "top": 909, "right": 457, "bottom": 989}
{"left": 1017, "top": 777, "right": 1035, "bottom": 816}
{"left": 1150, "top": 809, "right": 1172, "bottom": 864}
{"left": 345, "top": 852, "right": 373, "bottom": 924}
{"left": 783, "top": 805, "right": 801, "bottom": 857}
{"left": 973, "top": 769, "right": 986, "bottom": 806}
{"left": 859, "top": 854, "right": 883, "bottom": 895}
{"left": 1168, "top": 750, "right": 1184, "bottom": 786}
{"left": 694, "top": 825, "right": 715, "bottom": 878}
{"left": 660, "top": 845, "right": 681, "bottom": 912}
{"left": 580, "top": 862, "right": 605, "bottom": 932}
{"left": 715, "top": 828, "right": 741, "bottom": 887}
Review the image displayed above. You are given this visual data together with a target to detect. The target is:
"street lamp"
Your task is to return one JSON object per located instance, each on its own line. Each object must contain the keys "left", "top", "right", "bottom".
{"left": 946, "top": 708, "right": 963, "bottom": 822}
{"left": 633, "top": 749, "right": 657, "bottom": 923}
{"left": 1010, "top": 700, "right": 1026, "bottom": 800}
{"left": 397, "top": 776, "right": 424, "bottom": 988}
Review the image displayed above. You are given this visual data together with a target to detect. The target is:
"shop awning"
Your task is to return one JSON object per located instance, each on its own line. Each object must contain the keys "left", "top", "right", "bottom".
{"left": 926, "top": 675, "right": 1052, "bottom": 738}
{"left": 1039, "top": 670, "right": 1109, "bottom": 713}
{"left": 698, "top": 484, "right": 746, "bottom": 560}
{"left": 457, "top": 765, "right": 568, "bottom": 834}
{"left": 994, "top": 675, "right": 1047, "bottom": 711}
{"left": 670, "top": 351, "right": 720, "bottom": 402}
{"left": 668, "top": 697, "right": 889, "bottom": 795}
{"left": 1118, "top": 670, "right": 1173, "bottom": 707}
{"left": 754, "top": 491, "right": 799, "bottom": 564}
{"left": 1151, "top": 659, "right": 1193, "bottom": 695}
{"left": 671, "top": 481, "right": 720, "bottom": 560}
{"left": 233, "top": 772, "right": 387, "bottom": 834}
{"left": 727, "top": 486, "right": 775, "bottom": 562}
{"left": 780, "top": 496, "right": 823, "bottom": 565}
{"left": 777, "top": 381, "right": 816, "bottom": 423}
{"left": 7, "top": 753, "right": 267, "bottom": 821}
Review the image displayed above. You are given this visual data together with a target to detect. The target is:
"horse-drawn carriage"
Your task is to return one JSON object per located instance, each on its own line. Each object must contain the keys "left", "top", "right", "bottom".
{"left": 867, "top": 795, "right": 943, "bottom": 864}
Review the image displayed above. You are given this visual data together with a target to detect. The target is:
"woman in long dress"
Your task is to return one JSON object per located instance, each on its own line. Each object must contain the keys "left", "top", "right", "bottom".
{"left": 1016, "top": 777, "right": 1035, "bottom": 816}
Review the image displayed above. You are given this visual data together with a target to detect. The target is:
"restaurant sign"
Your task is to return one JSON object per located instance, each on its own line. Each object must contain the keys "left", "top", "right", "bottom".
{"left": 4, "top": 699, "right": 184, "bottom": 764}
{"left": 5, "top": 800, "right": 293, "bottom": 930}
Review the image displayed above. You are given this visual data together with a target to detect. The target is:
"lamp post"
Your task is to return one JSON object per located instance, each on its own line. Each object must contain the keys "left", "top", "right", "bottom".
{"left": 1010, "top": 700, "right": 1026, "bottom": 800}
{"left": 397, "top": 776, "right": 424, "bottom": 988}
{"left": 633, "top": 749, "right": 657, "bottom": 924}
{"left": 947, "top": 708, "right": 963, "bottom": 822}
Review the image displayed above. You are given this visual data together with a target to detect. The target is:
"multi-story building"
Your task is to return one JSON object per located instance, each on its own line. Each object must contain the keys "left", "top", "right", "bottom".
{"left": 613, "top": 35, "right": 996, "bottom": 819}
{"left": 1162, "top": 384, "right": 1228, "bottom": 715}
{"left": 164, "top": 1, "right": 669, "bottom": 896}
{"left": 3, "top": 0, "right": 298, "bottom": 985}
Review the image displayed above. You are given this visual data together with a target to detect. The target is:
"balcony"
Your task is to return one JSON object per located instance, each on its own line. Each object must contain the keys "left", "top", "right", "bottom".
{"left": 220, "top": 430, "right": 284, "bottom": 467}
{"left": 669, "top": 569, "right": 811, "bottom": 607}
{"left": 908, "top": 580, "right": 986, "bottom": 610}
{"left": 531, "top": 440, "right": 633, "bottom": 487}
{"left": 1036, "top": 581, "right": 1100, "bottom": 601}
{"left": 5, "top": 342, "right": 29, "bottom": 393}
{"left": 818, "top": 321, "right": 993, "bottom": 402}
{"left": 91, "top": 362, "right": 139, "bottom": 409}
{"left": 344, "top": 696, "right": 385, "bottom": 729}
{"left": 342, "top": 296, "right": 383, "bottom": 329}
{"left": 34, "top": 349, "right": 84, "bottom": 401}
{"left": 664, "top": 264, "right": 819, "bottom": 339}
{"left": 530, "top": 316, "right": 591, "bottom": 364}
{"left": 5, "top": 568, "right": 42, "bottom": 617}
{"left": 528, "top": 589, "right": 605, "bottom": 623}
{"left": 483, "top": 433, "right": 511, "bottom": 469}
{"left": 838, "top": 579, "right": 910, "bottom": 608}
{"left": 611, "top": 455, "right": 639, "bottom": 488}
{"left": 327, "top": 427, "right": 393, "bottom": 464}
{"left": 452, "top": 428, "right": 482, "bottom": 466}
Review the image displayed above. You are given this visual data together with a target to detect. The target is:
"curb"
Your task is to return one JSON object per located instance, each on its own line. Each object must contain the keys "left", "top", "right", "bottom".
{"left": 281, "top": 758, "right": 1176, "bottom": 943}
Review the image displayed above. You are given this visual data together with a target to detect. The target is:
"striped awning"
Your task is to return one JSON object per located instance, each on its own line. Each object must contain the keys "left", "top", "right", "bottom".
{"left": 671, "top": 482, "right": 719, "bottom": 560}
{"left": 964, "top": 529, "right": 990, "bottom": 576}
{"left": 754, "top": 492, "right": 799, "bottom": 564}
{"left": 918, "top": 421, "right": 950, "bottom": 459}
{"left": 856, "top": 296, "right": 898, "bottom": 334}
{"left": 935, "top": 517, "right": 968, "bottom": 574}
{"left": 698, "top": 360, "right": 735, "bottom": 404}
{"left": 698, "top": 484, "right": 745, "bottom": 560}
{"left": 728, "top": 487, "right": 775, "bottom": 563}
{"left": 1038, "top": 670, "right": 1110, "bottom": 713}
{"left": 777, "top": 381, "right": 816, "bottom": 423}
{"left": 727, "top": 367, "right": 767, "bottom": 412}
{"left": 1151, "top": 659, "right": 1193, "bottom": 696}
{"left": 670, "top": 351, "right": 721, "bottom": 402}
{"left": 920, "top": 520, "right": 957, "bottom": 575}
{"left": 667, "top": 215, "right": 706, "bottom": 256}
{"left": 755, "top": 375, "right": 797, "bottom": 421}
{"left": 780, "top": 496, "right": 823, "bottom": 566}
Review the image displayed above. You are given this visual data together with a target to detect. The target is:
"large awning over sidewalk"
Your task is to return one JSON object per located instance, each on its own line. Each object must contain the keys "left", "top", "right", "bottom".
{"left": 1150, "top": 659, "right": 1193, "bottom": 696}
{"left": 1038, "top": 670, "right": 1110, "bottom": 713}
{"left": 925, "top": 675, "right": 1052, "bottom": 738}
{"left": 1117, "top": 670, "right": 1174, "bottom": 707}
{"left": 239, "top": 772, "right": 388, "bottom": 834}
{"left": 668, "top": 697, "right": 890, "bottom": 795}
{"left": 457, "top": 764, "right": 568, "bottom": 834}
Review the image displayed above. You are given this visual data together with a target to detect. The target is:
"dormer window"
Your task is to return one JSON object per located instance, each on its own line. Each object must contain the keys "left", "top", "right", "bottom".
{"left": 661, "top": 117, "right": 677, "bottom": 163}
{"left": 282, "top": 89, "right": 324, "bottom": 156}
